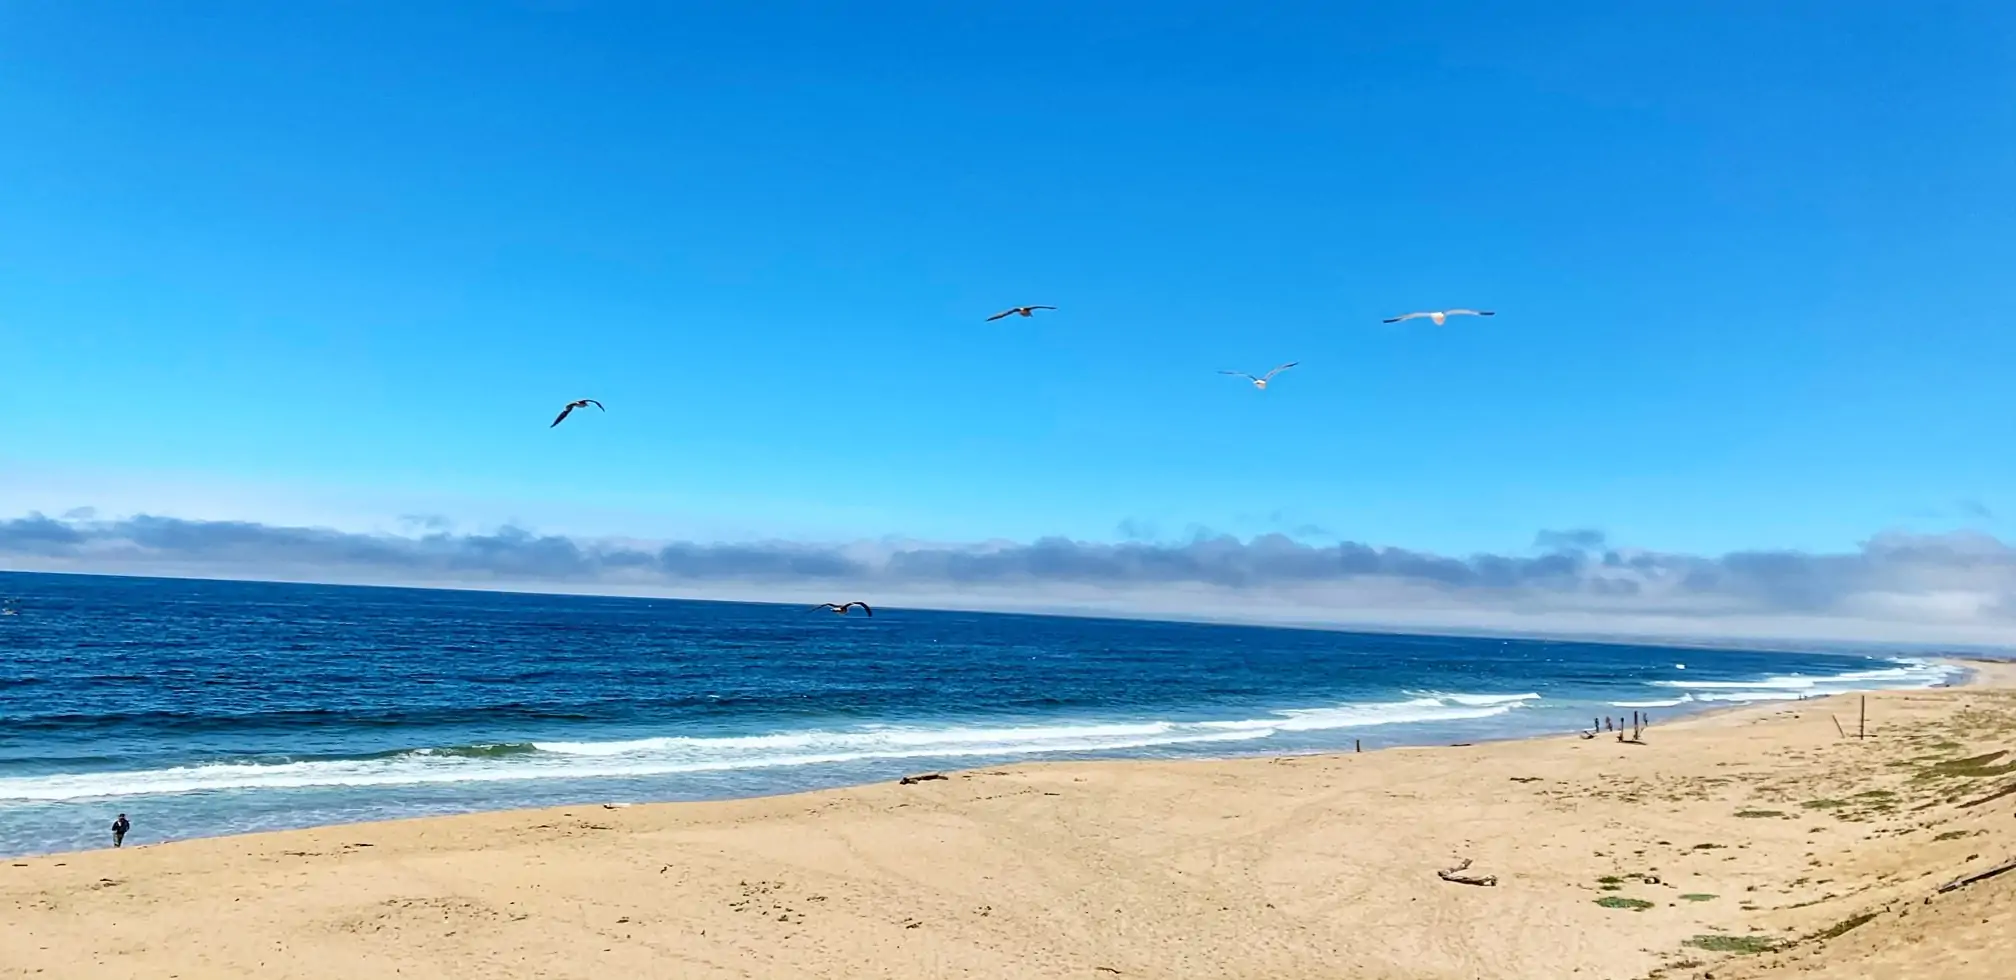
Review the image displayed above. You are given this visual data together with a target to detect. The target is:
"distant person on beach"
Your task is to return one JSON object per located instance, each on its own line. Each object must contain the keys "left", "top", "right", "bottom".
{"left": 111, "top": 814, "right": 130, "bottom": 848}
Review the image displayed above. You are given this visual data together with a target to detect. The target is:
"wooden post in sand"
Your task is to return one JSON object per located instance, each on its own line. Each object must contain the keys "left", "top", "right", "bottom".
{"left": 1354, "top": 739, "right": 1361, "bottom": 753}
{"left": 1859, "top": 695, "right": 1867, "bottom": 739}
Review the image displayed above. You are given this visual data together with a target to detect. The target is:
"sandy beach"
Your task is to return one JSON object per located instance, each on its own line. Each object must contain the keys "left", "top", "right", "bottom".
{"left": 6, "top": 661, "right": 2014, "bottom": 980}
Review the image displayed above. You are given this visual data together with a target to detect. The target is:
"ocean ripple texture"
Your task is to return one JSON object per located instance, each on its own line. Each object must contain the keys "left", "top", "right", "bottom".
{"left": 0, "top": 572, "right": 1962, "bottom": 856}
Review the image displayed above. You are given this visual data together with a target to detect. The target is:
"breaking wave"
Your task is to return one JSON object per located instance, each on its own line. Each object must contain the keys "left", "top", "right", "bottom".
{"left": 0, "top": 692, "right": 1541, "bottom": 803}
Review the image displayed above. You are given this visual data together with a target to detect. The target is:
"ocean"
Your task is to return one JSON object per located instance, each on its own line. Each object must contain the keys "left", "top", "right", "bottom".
{"left": 0, "top": 570, "right": 1965, "bottom": 857}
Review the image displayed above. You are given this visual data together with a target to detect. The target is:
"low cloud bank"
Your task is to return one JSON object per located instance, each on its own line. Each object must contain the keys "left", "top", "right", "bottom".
{"left": 3, "top": 512, "right": 2012, "bottom": 646}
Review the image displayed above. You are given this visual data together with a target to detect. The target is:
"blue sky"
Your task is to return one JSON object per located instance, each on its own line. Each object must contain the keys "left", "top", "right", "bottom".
{"left": 3, "top": 1, "right": 2012, "bottom": 560}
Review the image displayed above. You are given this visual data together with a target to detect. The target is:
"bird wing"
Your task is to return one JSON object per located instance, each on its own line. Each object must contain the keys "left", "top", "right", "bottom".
{"left": 1030, "top": 306, "right": 1056, "bottom": 311}
{"left": 585, "top": 399, "right": 605, "bottom": 411}
{"left": 1445, "top": 309, "right": 1491, "bottom": 317}
{"left": 812, "top": 603, "right": 838, "bottom": 611}
{"left": 986, "top": 309, "right": 1015, "bottom": 321}
{"left": 850, "top": 602, "right": 874, "bottom": 616}
{"left": 1262, "top": 362, "right": 1299, "bottom": 380}
{"left": 550, "top": 406, "right": 574, "bottom": 427}
{"left": 1383, "top": 312, "right": 1428, "bottom": 323}
{"left": 1219, "top": 370, "right": 1256, "bottom": 380}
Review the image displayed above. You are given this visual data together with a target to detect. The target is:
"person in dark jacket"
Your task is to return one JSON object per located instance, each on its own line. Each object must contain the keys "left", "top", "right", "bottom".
{"left": 111, "top": 814, "right": 130, "bottom": 848}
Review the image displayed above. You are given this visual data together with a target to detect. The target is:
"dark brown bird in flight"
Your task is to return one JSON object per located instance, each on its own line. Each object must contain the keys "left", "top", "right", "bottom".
{"left": 551, "top": 399, "right": 604, "bottom": 427}
{"left": 986, "top": 305, "right": 1056, "bottom": 321}
{"left": 813, "top": 601, "right": 874, "bottom": 617}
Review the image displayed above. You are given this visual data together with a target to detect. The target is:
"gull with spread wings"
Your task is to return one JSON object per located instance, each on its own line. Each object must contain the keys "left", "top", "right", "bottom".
{"left": 813, "top": 601, "right": 874, "bottom": 617}
{"left": 550, "top": 399, "right": 605, "bottom": 428}
{"left": 1382, "top": 309, "right": 1494, "bottom": 326}
{"left": 1220, "top": 362, "right": 1298, "bottom": 390}
{"left": 986, "top": 305, "right": 1056, "bottom": 321}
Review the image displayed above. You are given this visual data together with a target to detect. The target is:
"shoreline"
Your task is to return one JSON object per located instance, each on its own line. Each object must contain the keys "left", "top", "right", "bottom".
{"left": 0, "top": 656, "right": 1986, "bottom": 861}
{"left": 8, "top": 660, "right": 2015, "bottom": 977}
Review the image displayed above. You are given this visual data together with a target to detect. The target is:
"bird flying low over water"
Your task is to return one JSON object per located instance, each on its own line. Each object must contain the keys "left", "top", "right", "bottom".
{"left": 1383, "top": 309, "right": 1494, "bottom": 325}
{"left": 986, "top": 305, "right": 1056, "bottom": 321}
{"left": 1219, "top": 362, "right": 1299, "bottom": 390}
{"left": 550, "top": 399, "right": 605, "bottom": 427}
{"left": 814, "top": 601, "right": 874, "bottom": 617}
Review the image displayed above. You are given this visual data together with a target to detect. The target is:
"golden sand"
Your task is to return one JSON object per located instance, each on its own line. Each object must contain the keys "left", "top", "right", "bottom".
{"left": 6, "top": 661, "right": 2014, "bottom": 979}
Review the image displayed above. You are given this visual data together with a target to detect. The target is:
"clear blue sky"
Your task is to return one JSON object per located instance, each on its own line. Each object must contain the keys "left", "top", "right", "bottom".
{"left": 3, "top": 1, "right": 2011, "bottom": 557}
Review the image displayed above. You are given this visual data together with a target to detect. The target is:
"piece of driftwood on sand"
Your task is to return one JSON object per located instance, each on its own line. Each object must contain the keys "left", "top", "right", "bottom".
{"left": 1436, "top": 857, "right": 1498, "bottom": 887}
{"left": 1935, "top": 856, "right": 2016, "bottom": 895}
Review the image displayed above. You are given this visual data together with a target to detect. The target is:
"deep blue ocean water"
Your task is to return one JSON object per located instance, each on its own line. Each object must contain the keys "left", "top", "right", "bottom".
{"left": 0, "top": 571, "right": 1965, "bottom": 856}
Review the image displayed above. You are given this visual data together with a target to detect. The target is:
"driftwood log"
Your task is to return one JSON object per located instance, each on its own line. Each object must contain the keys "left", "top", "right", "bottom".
{"left": 1436, "top": 858, "right": 1498, "bottom": 887}
{"left": 1936, "top": 857, "right": 2016, "bottom": 894}
{"left": 898, "top": 772, "right": 948, "bottom": 785}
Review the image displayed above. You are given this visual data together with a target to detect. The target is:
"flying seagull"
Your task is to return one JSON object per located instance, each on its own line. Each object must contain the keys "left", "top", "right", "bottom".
{"left": 1219, "top": 362, "right": 1299, "bottom": 390}
{"left": 813, "top": 601, "right": 874, "bottom": 617}
{"left": 550, "top": 399, "right": 605, "bottom": 428}
{"left": 1382, "top": 309, "right": 1494, "bottom": 326}
{"left": 986, "top": 305, "right": 1056, "bottom": 321}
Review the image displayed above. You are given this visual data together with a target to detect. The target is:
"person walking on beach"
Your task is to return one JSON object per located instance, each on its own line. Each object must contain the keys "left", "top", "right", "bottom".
{"left": 111, "top": 813, "right": 130, "bottom": 848}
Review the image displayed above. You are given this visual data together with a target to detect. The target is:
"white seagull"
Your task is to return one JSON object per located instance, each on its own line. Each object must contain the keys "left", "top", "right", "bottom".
{"left": 1383, "top": 309, "right": 1494, "bottom": 326}
{"left": 1219, "top": 362, "right": 1298, "bottom": 390}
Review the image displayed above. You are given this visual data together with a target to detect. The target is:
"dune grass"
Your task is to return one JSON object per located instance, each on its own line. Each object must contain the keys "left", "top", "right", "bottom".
{"left": 1595, "top": 896, "right": 1655, "bottom": 910}
{"left": 1810, "top": 912, "right": 1877, "bottom": 942}
{"left": 1684, "top": 933, "right": 1778, "bottom": 954}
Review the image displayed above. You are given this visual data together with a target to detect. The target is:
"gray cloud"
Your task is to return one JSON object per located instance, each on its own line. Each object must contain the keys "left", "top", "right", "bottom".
{"left": 1959, "top": 498, "right": 1995, "bottom": 520}
{"left": 3, "top": 512, "right": 2014, "bottom": 646}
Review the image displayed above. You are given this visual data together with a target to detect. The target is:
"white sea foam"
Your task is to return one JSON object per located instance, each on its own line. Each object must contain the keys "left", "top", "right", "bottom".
{"left": 1649, "top": 659, "right": 1958, "bottom": 695}
{"left": 0, "top": 693, "right": 1538, "bottom": 803}
{"left": 1609, "top": 696, "right": 1691, "bottom": 708}
{"left": 1437, "top": 693, "right": 1542, "bottom": 707}
{"left": 532, "top": 722, "right": 1180, "bottom": 757}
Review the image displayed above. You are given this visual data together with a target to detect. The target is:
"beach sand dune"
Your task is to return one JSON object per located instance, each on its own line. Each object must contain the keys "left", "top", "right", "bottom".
{"left": 6, "top": 661, "right": 2014, "bottom": 979}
